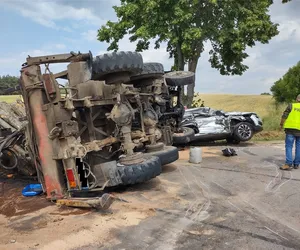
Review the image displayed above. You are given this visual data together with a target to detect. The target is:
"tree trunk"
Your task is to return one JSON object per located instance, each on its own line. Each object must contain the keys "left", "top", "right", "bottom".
{"left": 175, "top": 43, "right": 187, "bottom": 105}
{"left": 187, "top": 58, "right": 199, "bottom": 107}
{"left": 176, "top": 43, "right": 185, "bottom": 71}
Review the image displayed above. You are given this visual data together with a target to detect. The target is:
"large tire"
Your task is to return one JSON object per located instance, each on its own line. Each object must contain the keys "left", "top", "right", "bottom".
{"left": 131, "top": 62, "right": 164, "bottom": 81}
{"left": 233, "top": 122, "right": 254, "bottom": 142}
{"left": 173, "top": 127, "right": 195, "bottom": 145}
{"left": 145, "top": 146, "right": 179, "bottom": 166}
{"left": 117, "top": 156, "right": 162, "bottom": 185}
{"left": 145, "top": 142, "right": 164, "bottom": 152}
{"left": 164, "top": 71, "right": 195, "bottom": 86}
{"left": 92, "top": 51, "right": 143, "bottom": 80}
{"left": 0, "top": 148, "right": 18, "bottom": 170}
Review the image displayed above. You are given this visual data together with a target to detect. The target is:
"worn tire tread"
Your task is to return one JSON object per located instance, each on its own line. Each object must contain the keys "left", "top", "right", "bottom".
{"left": 117, "top": 156, "right": 162, "bottom": 185}
{"left": 92, "top": 51, "right": 143, "bottom": 79}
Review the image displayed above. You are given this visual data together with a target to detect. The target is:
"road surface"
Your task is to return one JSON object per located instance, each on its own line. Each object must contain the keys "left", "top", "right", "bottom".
{"left": 1, "top": 142, "right": 300, "bottom": 250}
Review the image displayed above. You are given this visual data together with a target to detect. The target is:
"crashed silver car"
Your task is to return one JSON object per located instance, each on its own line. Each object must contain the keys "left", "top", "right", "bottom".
{"left": 181, "top": 107, "right": 263, "bottom": 144}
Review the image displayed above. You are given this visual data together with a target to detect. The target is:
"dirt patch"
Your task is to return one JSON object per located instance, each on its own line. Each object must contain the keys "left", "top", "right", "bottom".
{"left": 0, "top": 172, "right": 187, "bottom": 250}
{"left": 0, "top": 182, "right": 50, "bottom": 218}
{"left": 162, "top": 164, "right": 177, "bottom": 173}
{"left": 50, "top": 207, "right": 91, "bottom": 216}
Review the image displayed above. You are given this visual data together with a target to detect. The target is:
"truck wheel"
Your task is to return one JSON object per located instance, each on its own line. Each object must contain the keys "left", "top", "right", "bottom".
{"left": 233, "top": 122, "right": 254, "bottom": 142}
{"left": 131, "top": 63, "right": 164, "bottom": 87}
{"left": 145, "top": 146, "right": 179, "bottom": 166}
{"left": 0, "top": 148, "right": 18, "bottom": 170}
{"left": 164, "top": 71, "right": 195, "bottom": 87}
{"left": 173, "top": 127, "right": 195, "bottom": 145}
{"left": 145, "top": 142, "right": 164, "bottom": 152}
{"left": 117, "top": 156, "right": 162, "bottom": 185}
{"left": 92, "top": 51, "right": 143, "bottom": 80}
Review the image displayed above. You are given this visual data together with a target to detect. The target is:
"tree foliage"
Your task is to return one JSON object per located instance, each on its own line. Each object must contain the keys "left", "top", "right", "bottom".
{"left": 98, "top": 0, "right": 280, "bottom": 106}
{"left": 0, "top": 75, "right": 20, "bottom": 95}
{"left": 271, "top": 62, "right": 300, "bottom": 103}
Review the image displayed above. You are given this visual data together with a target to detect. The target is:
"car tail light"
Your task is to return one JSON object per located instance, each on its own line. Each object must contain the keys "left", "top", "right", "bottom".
{"left": 66, "top": 169, "right": 77, "bottom": 188}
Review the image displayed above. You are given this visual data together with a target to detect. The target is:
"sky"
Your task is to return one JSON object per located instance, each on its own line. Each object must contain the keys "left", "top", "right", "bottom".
{"left": 0, "top": 0, "right": 299, "bottom": 95}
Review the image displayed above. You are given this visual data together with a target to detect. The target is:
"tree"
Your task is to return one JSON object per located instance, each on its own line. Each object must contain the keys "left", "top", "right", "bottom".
{"left": 261, "top": 92, "right": 271, "bottom": 95}
{"left": 271, "top": 62, "right": 300, "bottom": 103}
{"left": 0, "top": 75, "right": 20, "bottom": 95}
{"left": 98, "top": 0, "right": 280, "bottom": 106}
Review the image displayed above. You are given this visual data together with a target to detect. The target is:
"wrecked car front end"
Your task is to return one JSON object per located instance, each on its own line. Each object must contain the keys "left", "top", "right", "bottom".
{"left": 181, "top": 107, "right": 263, "bottom": 143}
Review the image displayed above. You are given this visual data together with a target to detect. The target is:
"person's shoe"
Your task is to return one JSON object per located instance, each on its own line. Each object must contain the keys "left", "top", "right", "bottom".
{"left": 280, "top": 164, "right": 292, "bottom": 171}
{"left": 294, "top": 164, "right": 299, "bottom": 169}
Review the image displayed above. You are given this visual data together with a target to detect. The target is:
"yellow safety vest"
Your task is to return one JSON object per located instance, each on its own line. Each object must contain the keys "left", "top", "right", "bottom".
{"left": 284, "top": 103, "right": 300, "bottom": 130}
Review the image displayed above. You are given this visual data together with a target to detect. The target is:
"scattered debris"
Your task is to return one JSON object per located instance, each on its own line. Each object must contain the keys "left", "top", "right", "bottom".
{"left": 222, "top": 148, "right": 238, "bottom": 157}
{"left": 22, "top": 184, "right": 43, "bottom": 197}
{"left": 0, "top": 101, "right": 36, "bottom": 177}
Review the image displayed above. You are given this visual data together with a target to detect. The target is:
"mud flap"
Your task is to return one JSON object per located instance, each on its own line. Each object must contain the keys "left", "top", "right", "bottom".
{"left": 97, "top": 161, "right": 123, "bottom": 187}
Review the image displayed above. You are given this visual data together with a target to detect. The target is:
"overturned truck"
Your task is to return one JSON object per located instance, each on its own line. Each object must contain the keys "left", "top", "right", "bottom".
{"left": 18, "top": 51, "right": 195, "bottom": 202}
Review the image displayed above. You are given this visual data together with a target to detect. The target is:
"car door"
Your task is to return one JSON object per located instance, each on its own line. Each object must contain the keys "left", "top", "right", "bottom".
{"left": 193, "top": 110, "right": 231, "bottom": 135}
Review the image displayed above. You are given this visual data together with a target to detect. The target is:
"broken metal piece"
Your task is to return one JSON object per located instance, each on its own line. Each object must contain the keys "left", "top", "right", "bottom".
{"left": 56, "top": 193, "right": 115, "bottom": 210}
{"left": 26, "top": 52, "right": 92, "bottom": 66}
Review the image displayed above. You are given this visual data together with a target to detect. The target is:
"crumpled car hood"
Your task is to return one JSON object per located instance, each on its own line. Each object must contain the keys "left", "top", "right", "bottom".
{"left": 225, "top": 111, "right": 257, "bottom": 116}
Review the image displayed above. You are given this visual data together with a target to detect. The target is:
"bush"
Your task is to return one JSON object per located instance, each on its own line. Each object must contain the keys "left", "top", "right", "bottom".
{"left": 261, "top": 103, "right": 286, "bottom": 131}
{"left": 271, "top": 62, "right": 300, "bottom": 103}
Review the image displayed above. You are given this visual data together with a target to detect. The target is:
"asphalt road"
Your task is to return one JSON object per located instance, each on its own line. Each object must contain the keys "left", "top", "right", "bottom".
{"left": 89, "top": 142, "right": 300, "bottom": 250}
{"left": 2, "top": 142, "right": 300, "bottom": 250}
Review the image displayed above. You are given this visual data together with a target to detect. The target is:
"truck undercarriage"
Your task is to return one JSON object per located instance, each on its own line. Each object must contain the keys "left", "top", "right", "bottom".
{"left": 17, "top": 51, "right": 191, "bottom": 203}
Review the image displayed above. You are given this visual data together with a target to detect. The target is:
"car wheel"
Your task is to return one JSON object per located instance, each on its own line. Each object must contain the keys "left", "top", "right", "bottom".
{"left": 173, "top": 127, "right": 195, "bottom": 144}
{"left": 164, "top": 71, "right": 195, "bottom": 87}
{"left": 233, "top": 122, "right": 254, "bottom": 142}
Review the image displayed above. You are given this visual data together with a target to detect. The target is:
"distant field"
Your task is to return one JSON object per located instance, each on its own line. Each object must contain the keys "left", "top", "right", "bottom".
{"left": 195, "top": 94, "right": 277, "bottom": 118}
{"left": 1, "top": 94, "right": 286, "bottom": 140}
{"left": 0, "top": 95, "right": 22, "bottom": 103}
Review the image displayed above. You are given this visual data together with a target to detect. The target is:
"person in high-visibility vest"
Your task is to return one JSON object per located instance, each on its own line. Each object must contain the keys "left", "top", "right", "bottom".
{"left": 280, "top": 94, "right": 300, "bottom": 170}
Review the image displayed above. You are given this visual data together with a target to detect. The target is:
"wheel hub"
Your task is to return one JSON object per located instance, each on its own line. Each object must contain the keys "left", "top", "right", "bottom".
{"left": 238, "top": 124, "right": 251, "bottom": 139}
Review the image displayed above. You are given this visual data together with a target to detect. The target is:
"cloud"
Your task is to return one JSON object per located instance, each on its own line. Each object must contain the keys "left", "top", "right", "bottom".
{"left": 0, "top": 48, "right": 69, "bottom": 76}
{"left": 2, "top": 0, "right": 106, "bottom": 31}
{"left": 275, "top": 20, "right": 300, "bottom": 43}
{"left": 82, "top": 30, "right": 98, "bottom": 41}
{"left": 55, "top": 44, "right": 67, "bottom": 49}
{"left": 2, "top": 0, "right": 300, "bottom": 95}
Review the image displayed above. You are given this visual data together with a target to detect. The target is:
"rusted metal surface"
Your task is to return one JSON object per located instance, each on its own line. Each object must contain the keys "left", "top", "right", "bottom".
{"left": 21, "top": 65, "right": 65, "bottom": 200}
{"left": 56, "top": 193, "right": 115, "bottom": 210}
{"left": 82, "top": 137, "right": 118, "bottom": 152}
{"left": 43, "top": 73, "right": 57, "bottom": 99}
{"left": 26, "top": 52, "right": 92, "bottom": 66}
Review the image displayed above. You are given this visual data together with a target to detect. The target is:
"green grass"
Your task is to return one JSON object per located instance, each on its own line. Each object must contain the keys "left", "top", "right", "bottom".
{"left": 0, "top": 95, "right": 22, "bottom": 103}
